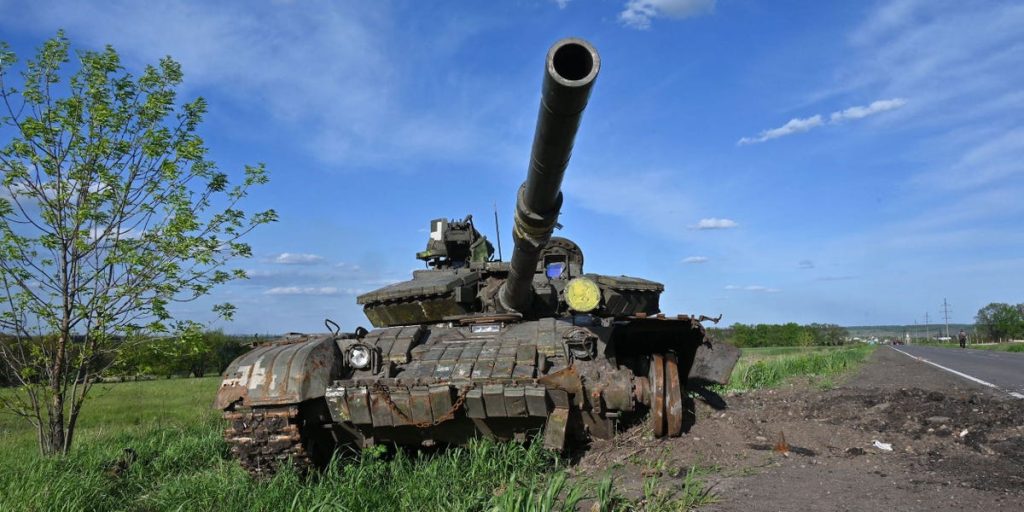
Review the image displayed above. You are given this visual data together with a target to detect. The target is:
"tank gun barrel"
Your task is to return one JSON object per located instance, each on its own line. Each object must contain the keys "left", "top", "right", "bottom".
{"left": 499, "top": 38, "right": 600, "bottom": 313}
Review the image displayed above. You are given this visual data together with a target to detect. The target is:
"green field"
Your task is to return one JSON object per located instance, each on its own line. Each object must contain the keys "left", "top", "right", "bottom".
{"left": 727, "top": 344, "right": 876, "bottom": 391}
{"left": 0, "top": 345, "right": 874, "bottom": 512}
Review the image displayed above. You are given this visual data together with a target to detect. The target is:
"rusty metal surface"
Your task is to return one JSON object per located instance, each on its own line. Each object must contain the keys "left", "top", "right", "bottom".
{"left": 651, "top": 353, "right": 666, "bottom": 437}
{"left": 536, "top": 366, "right": 583, "bottom": 396}
{"left": 543, "top": 408, "right": 570, "bottom": 450}
{"left": 215, "top": 335, "right": 340, "bottom": 409}
{"left": 665, "top": 353, "right": 683, "bottom": 437}
{"left": 222, "top": 405, "right": 310, "bottom": 478}
{"left": 689, "top": 339, "right": 741, "bottom": 385}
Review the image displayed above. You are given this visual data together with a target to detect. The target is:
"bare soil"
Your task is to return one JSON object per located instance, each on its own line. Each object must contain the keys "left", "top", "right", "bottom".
{"left": 572, "top": 347, "right": 1024, "bottom": 511}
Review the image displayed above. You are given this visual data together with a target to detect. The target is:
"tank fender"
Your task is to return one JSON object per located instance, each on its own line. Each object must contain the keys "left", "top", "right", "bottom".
{"left": 214, "top": 335, "right": 342, "bottom": 409}
{"left": 688, "top": 340, "right": 740, "bottom": 385}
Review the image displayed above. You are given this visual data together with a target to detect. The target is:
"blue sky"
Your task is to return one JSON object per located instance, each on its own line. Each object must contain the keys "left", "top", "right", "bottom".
{"left": 1, "top": 0, "right": 1021, "bottom": 333}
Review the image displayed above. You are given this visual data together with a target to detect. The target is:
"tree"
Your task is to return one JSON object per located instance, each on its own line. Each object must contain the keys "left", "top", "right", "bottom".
{"left": 975, "top": 303, "right": 1024, "bottom": 342}
{"left": 0, "top": 33, "right": 276, "bottom": 455}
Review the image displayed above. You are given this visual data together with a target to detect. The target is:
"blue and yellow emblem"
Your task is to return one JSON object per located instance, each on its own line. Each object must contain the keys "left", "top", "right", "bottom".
{"left": 564, "top": 277, "right": 601, "bottom": 313}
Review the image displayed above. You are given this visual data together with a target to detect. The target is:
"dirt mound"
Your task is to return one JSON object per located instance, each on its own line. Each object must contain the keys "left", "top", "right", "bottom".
{"left": 572, "top": 348, "right": 1024, "bottom": 510}
{"left": 807, "top": 387, "right": 1023, "bottom": 492}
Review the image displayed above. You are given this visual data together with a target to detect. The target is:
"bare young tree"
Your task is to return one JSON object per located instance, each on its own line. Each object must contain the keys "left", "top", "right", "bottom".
{"left": 0, "top": 33, "right": 276, "bottom": 455}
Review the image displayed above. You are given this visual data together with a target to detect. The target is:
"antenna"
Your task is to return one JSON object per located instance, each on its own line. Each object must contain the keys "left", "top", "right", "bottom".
{"left": 493, "top": 203, "right": 503, "bottom": 261}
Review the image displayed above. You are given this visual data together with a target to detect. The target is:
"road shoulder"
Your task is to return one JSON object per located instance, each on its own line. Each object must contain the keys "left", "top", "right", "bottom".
{"left": 575, "top": 347, "right": 1023, "bottom": 511}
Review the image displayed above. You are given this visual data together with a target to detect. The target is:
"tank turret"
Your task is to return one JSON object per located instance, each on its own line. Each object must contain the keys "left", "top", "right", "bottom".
{"left": 215, "top": 37, "right": 741, "bottom": 479}
{"left": 499, "top": 38, "right": 600, "bottom": 314}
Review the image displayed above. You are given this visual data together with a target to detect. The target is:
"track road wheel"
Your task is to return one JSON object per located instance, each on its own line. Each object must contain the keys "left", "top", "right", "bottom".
{"left": 664, "top": 352, "right": 684, "bottom": 437}
{"left": 650, "top": 353, "right": 666, "bottom": 437}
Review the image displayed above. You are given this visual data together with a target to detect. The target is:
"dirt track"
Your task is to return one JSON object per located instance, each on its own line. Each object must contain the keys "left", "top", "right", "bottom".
{"left": 574, "top": 347, "right": 1024, "bottom": 511}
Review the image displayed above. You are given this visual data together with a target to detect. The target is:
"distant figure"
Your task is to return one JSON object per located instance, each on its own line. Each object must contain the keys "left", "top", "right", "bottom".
{"left": 958, "top": 329, "right": 967, "bottom": 349}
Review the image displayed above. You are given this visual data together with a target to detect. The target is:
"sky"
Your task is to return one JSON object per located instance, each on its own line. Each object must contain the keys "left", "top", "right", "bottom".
{"left": 0, "top": 0, "right": 1021, "bottom": 333}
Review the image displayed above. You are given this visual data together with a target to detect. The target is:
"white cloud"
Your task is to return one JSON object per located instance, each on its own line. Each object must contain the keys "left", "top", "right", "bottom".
{"left": 838, "top": 0, "right": 1024, "bottom": 191}
{"left": 915, "top": 128, "right": 1024, "bottom": 190}
{"left": 691, "top": 218, "right": 738, "bottom": 230}
{"left": 553, "top": 0, "right": 571, "bottom": 9}
{"left": 738, "top": 115, "right": 823, "bottom": 145}
{"left": 0, "top": 1, "right": 499, "bottom": 168}
{"left": 725, "top": 284, "right": 779, "bottom": 293}
{"left": 739, "top": 98, "right": 907, "bottom": 145}
{"left": 271, "top": 253, "right": 324, "bottom": 265}
{"left": 816, "top": 275, "right": 857, "bottom": 281}
{"left": 264, "top": 286, "right": 341, "bottom": 296}
{"left": 88, "top": 226, "right": 142, "bottom": 241}
{"left": 812, "top": 0, "right": 1024, "bottom": 264}
{"left": 682, "top": 256, "right": 709, "bottom": 264}
{"left": 619, "top": 0, "right": 716, "bottom": 30}
{"left": 830, "top": 98, "right": 907, "bottom": 123}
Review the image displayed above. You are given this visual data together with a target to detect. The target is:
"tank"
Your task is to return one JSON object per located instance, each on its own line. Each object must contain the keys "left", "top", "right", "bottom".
{"left": 215, "top": 38, "right": 741, "bottom": 477}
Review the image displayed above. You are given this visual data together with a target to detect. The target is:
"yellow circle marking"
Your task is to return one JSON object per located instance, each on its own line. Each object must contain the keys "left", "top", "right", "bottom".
{"left": 565, "top": 277, "right": 601, "bottom": 312}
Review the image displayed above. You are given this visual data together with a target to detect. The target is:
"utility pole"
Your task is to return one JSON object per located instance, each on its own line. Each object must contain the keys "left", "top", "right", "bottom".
{"left": 924, "top": 312, "right": 931, "bottom": 339}
{"left": 941, "top": 298, "right": 951, "bottom": 339}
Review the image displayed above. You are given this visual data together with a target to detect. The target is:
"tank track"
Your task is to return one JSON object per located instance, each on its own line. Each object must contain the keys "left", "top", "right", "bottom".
{"left": 223, "top": 405, "right": 313, "bottom": 478}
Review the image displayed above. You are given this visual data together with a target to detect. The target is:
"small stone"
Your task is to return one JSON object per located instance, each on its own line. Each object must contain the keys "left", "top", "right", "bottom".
{"left": 926, "top": 416, "right": 951, "bottom": 424}
{"left": 755, "top": 436, "right": 767, "bottom": 442}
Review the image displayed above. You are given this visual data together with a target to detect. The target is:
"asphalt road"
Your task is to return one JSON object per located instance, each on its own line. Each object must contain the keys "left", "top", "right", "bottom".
{"left": 891, "top": 344, "right": 1024, "bottom": 398}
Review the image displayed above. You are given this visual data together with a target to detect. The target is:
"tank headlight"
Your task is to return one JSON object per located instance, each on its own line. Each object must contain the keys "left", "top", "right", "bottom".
{"left": 348, "top": 345, "right": 371, "bottom": 369}
{"left": 564, "top": 277, "right": 601, "bottom": 313}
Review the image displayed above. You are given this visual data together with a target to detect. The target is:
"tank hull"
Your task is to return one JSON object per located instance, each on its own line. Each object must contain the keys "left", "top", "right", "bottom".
{"left": 216, "top": 314, "right": 739, "bottom": 475}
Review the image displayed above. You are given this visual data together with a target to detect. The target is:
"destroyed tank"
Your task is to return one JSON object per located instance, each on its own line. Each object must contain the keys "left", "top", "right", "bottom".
{"left": 215, "top": 38, "right": 740, "bottom": 477}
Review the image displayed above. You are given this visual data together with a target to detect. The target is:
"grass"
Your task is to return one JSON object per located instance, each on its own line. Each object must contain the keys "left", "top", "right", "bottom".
{"left": 0, "top": 376, "right": 578, "bottom": 512}
{"left": 0, "top": 377, "right": 221, "bottom": 450}
{"left": 968, "top": 342, "right": 1024, "bottom": 353}
{"left": 0, "top": 377, "right": 702, "bottom": 512}
{"left": 0, "top": 344, "right": 873, "bottom": 511}
{"left": 726, "top": 344, "right": 876, "bottom": 391}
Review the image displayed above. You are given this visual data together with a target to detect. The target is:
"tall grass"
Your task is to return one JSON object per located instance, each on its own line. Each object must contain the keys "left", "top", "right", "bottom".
{"left": 727, "top": 345, "right": 875, "bottom": 391}
{"left": 968, "top": 342, "right": 1024, "bottom": 353}
{"left": 0, "top": 378, "right": 653, "bottom": 512}
{"left": 0, "top": 344, "right": 868, "bottom": 511}
{"left": 0, "top": 413, "right": 574, "bottom": 512}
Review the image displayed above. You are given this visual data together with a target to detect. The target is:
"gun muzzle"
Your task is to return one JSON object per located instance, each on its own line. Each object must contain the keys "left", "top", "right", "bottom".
{"left": 499, "top": 38, "right": 600, "bottom": 313}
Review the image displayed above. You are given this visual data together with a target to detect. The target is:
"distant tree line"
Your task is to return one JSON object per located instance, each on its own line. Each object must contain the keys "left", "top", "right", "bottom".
{"left": 0, "top": 329, "right": 257, "bottom": 386}
{"left": 975, "top": 303, "right": 1024, "bottom": 342}
{"left": 710, "top": 323, "right": 849, "bottom": 348}
{"left": 108, "top": 328, "right": 258, "bottom": 379}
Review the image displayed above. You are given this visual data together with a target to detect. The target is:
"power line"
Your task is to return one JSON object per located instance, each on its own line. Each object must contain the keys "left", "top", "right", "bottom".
{"left": 924, "top": 312, "right": 930, "bottom": 339}
{"left": 941, "top": 298, "right": 952, "bottom": 339}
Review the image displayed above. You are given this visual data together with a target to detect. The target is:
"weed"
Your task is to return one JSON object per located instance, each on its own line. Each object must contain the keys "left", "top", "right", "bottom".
{"left": 728, "top": 345, "right": 875, "bottom": 391}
